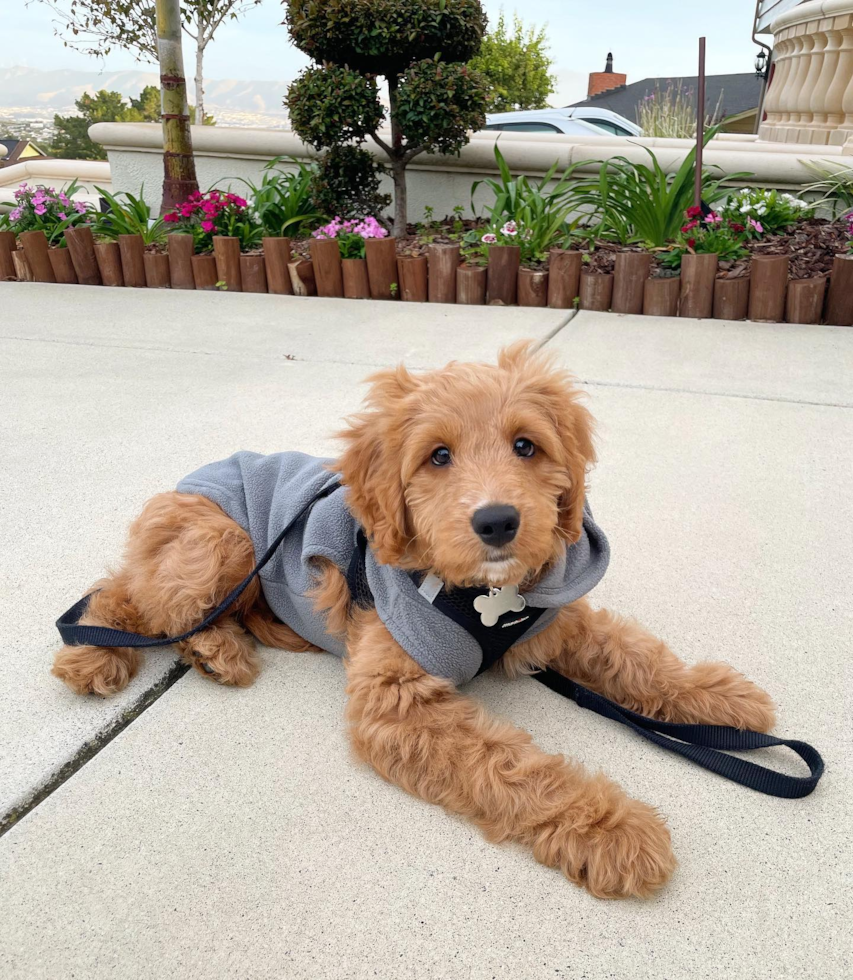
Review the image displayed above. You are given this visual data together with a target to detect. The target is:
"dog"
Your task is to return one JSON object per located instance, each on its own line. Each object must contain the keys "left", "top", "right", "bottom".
{"left": 53, "top": 343, "right": 776, "bottom": 899}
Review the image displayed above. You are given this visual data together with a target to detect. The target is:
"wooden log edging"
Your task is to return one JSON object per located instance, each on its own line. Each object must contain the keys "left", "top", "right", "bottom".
{"left": 579, "top": 271, "right": 613, "bottom": 312}
{"left": 168, "top": 234, "right": 196, "bottom": 290}
{"left": 643, "top": 276, "right": 680, "bottom": 317}
{"left": 748, "top": 255, "right": 789, "bottom": 322}
{"left": 518, "top": 267, "right": 548, "bottom": 307}
{"left": 48, "top": 247, "right": 78, "bottom": 285}
{"left": 213, "top": 236, "right": 242, "bottom": 292}
{"left": 310, "top": 237, "right": 344, "bottom": 298}
{"left": 612, "top": 252, "right": 652, "bottom": 315}
{"left": 143, "top": 252, "right": 170, "bottom": 288}
{"left": 240, "top": 254, "right": 268, "bottom": 294}
{"left": 191, "top": 254, "right": 219, "bottom": 290}
{"left": 289, "top": 258, "right": 317, "bottom": 297}
{"left": 786, "top": 277, "right": 826, "bottom": 325}
{"left": 263, "top": 237, "right": 293, "bottom": 295}
{"left": 428, "top": 243, "right": 459, "bottom": 304}
{"left": 487, "top": 245, "right": 520, "bottom": 305}
{"left": 825, "top": 255, "right": 853, "bottom": 327}
{"left": 342, "top": 258, "right": 370, "bottom": 299}
{"left": 12, "top": 250, "right": 34, "bottom": 281}
{"left": 680, "top": 254, "right": 717, "bottom": 319}
{"left": 118, "top": 234, "right": 147, "bottom": 288}
{"left": 64, "top": 226, "right": 101, "bottom": 285}
{"left": 714, "top": 277, "right": 750, "bottom": 321}
{"left": 397, "top": 254, "right": 428, "bottom": 302}
{"left": 547, "top": 249, "right": 581, "bottom": 309}
{"left": 457, "top": 264, "right": 486, "bottom": 305}
{"left": 94, "top": 242, "right": 124, "bottom": 287}
{"left": 19, "top": 230, "right": 56, "bottom": 283}
{"left": 365, "top": 237, "right": 398, "bottom": 300}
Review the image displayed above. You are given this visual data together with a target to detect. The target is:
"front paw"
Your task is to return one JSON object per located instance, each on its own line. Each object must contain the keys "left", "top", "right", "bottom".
{"left": 679, "top": 662, "right": 777, "bottom": 732}
{"left": 533, "top": 782, "right": 676, "bottom": 899}
{"left": 52, "top": 644, "right": 140, "bottom": 696}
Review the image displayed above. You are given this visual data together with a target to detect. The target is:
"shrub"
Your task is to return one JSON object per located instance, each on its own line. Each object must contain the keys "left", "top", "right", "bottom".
{"left": 284, "top": 0, "right": 489, "bottom": 235}
{"left": 309, "top": 146, "right": 391, "bottom": 222}
{"left": 92, "top": 186, "right": 166, "bottom": 246}
{"left": 636, "top": 82, "right": 723, "bottom": 139}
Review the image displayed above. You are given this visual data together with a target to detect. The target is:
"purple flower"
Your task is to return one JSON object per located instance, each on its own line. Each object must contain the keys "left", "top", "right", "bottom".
{"left": 9, "top": 207, "right": 22, "bottom": 222}
{"left": 58, "top": 211, "right": 67, "bottom": 220}
{"left": 73, "top": 201, "right": 87, "bottom": 214}
{"left": 34, "top": 204, "right": 47, "bottom": 215}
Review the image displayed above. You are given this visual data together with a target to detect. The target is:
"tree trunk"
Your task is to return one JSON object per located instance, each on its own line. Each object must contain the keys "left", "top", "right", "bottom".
{"left": 387, "top": 75, "right": 407, "bottom": 237}
{"left": 156, "top": 0, "right": 199, "bottom": 213}
{"left": 194, "top": 35, "right": 205, "bottom": 126}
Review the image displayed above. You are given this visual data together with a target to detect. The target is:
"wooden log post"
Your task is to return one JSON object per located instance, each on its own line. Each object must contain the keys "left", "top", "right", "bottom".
{"left": 748, "top": 254, "right": 789, "bottom": 322}
{"left": 456, "top": 264, "right": 487, "bottom": 305}
{"left": 397, "top": 254, "right": 428, "bottom": 302}
{"left": 288, "top": 258, "right": 317, "bottom": 297}
{"left": 579, "top": 271, "right": 613, "bottom": 312}
{"left": 0, "top": 231, "right": 16, "bottom": 281}
{"left": 517, "top": 267, "right": 549, "bottom": 307}
{"left": 48, "top": 248, "right": 79, "bottom": 285}
{"left": 612, "top": 252, "right": 652, "bottom": 314}
{"left": 191, "top": 253, "right": 219, "bottom": 290}
{"left": 94, "top": 242, "right": 124, "bottom": 287}
{"left": 365, "top": 237, "right": 398, "bottom": 299}
{"left": 785, "top": 277, "right": 826, "bottom": 325}
{"left": 487, "top": 245, "right": 520, "bottom": 305}
{"left": 825, "top": 255, "right": 853, "bottom": 326}
{"left": 167, "top": 233, "right": 195, "bottom": 289}
{"left": 643, "top": 276, "right": 680, "bottom": 317}
{"left": 547, "top": 249, "right": 581, "bottom": 309}
{"left": 240, "top": 254, "right": 268, "bottom": 293}
{"left": 263, "top": 237, "right": 293, "bottom": 295}
{"left": 19, "top": 230, "right": 56, "bottom": 283}
{"left": 713, "top": 276, "right": 751, "bottom": 320}
{"left": 310, "top": 237, "right": 344, "bottom": 298}
{"left": 428, "top": 243, "right": 460, "bottom": 304}
{"left": 12, "top": 250, "right": 34, "bottom": 281}
{"left": 143, "top": 252, "right": 171, "bottom": 288}
{"left": 679, "top": 253, "right": 717, "bottom": 318}
{"left": 342, "top": 258, "right": 371, "bottom": 299}
{"left": 118, "top": 234, "right": 147, "bottom": 288}
{"left": 64, "top": 226, "right": 102, "bottom": 285}
{"left": 213, "top": 236, "right": 242, "bottom": 292}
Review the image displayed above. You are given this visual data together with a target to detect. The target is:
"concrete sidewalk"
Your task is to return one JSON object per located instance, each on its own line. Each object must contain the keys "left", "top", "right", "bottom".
{"left": 1, "top": 284, "right": 851, "bottom": 980}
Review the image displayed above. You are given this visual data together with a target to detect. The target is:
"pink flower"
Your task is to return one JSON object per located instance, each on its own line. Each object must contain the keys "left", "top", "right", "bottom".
{"left": 73, "top": 201, "right": 87, "bottom": 214}
{"left": 9, "top": 207, "right": 22, "bottom": 221}
{"left": 748, "top": 218, "right": 763, "bottom": 234}
{"left": 58, "top": 211, "right": 67, "bottom": 220}
{"left": 59, "top": 192, "right": 70, "bottom": 206}
{"left": 34, "top": 204, "right": 46, "bottom": 215}
{"left": 201, "top": 220, "right": 215, "bottom": 232}
{"left": 481, "top": 232, "right": 498, "bottom": 244}
{"left": 704, "top": 212, "right": 722, "bottom": 224}
{"left": 163, "top": 212, "right": 180, "bottom": 223}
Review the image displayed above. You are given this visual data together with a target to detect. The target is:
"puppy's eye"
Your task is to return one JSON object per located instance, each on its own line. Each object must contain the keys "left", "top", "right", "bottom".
{"left": 431, "top": 446, "right": 452, "bottom": 467}
{"left": 513, "top": 437, "right": 536, "bottom": 458}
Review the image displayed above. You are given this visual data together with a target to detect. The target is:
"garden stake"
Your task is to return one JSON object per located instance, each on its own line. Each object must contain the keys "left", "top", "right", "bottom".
{"left": 695, "top": 37, "right": 706, "bottom": 210}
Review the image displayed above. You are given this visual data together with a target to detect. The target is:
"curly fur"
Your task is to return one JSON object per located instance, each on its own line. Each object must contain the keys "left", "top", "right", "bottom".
{"left": 53, "top": 342, "right": 777, "bottom": 899}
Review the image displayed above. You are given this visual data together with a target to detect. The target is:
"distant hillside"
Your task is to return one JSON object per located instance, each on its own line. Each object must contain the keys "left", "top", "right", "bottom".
{"left": 0, "top": 66, "right": 289, "bottom": 121}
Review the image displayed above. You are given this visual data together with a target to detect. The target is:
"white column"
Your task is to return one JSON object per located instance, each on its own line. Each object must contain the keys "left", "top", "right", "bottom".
{"left": 811, "top": 29, "right": 844, "bottom": 132}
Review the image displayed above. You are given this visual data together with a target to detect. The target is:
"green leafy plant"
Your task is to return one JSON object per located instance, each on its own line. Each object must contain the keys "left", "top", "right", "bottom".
{"left": 285, "top": 0, "right": 489, "bottom": 235}
{"left": 6, "top": 181, "right": 90, "bottom": 245}
{"left": 717, "top": 188, "right": 814, "bottom": 235}
{"left": 802, "top": 161, "right": 853, "bottom": 217}
{"left": 231, "top": 158, "right": 325, "bottom": 238}
{"left": 92, "top": 186, "right": 166, "bottom": 245}
{"left": 660, "top": 206, "right": 751, "bottom": 271}
{"left": 309, "top": 146, "right": 391, "bottom": 223}
{"left": 468, "top": 11, "right": 555, "bottom": 112}
{"left": 576, "top": 129, "right": 751, "bottom": 247}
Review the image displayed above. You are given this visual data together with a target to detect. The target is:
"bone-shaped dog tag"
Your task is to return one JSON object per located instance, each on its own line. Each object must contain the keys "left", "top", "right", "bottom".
{"left": 473, "top": 585, "right": 526, "bottom": 627}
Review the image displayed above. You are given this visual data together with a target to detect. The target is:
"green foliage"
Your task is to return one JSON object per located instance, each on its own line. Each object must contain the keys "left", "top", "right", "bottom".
{"left": 285, "top": 0, "right": 487, "bottom": 75}
{"left": 468, "top": 12, "right": 555, "bottom": 112}
{"left": 635, "top": 81, "right": 723, "bottom": 138}
{"left": 395, "top": 60, "right": 488, "bottom": 155}
{"left": 233, "top": 158, "right": 325, "bottom": 237}
{"left": 90, "top": 186, "right": 166, "bottom": 245}
{"left": 309, "top": 146, "right": 391, "bottom": 221}
{"left": 286, "top": 67, "right": 384, "bottom": 150}
{"left": 802, "top": 161, "right": 853, "bottom": 217}
{"left": 575, "top": 129, "right": 751, "bottom": 247}
{"left": 717, "top": 188, "right": 814, "bottom": 235}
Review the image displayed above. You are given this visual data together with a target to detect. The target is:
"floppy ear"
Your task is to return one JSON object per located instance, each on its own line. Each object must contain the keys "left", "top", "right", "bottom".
{"left": 555, "top": 389, "right": 597, "bottom": 544}
{"left": 336, "top": 366, "right": 418, "bottom": 565}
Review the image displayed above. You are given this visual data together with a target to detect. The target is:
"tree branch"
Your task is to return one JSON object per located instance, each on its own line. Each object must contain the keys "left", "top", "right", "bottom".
{"left": 401, "top": 144, "right": 428, "bottom": 164}
{"left": 369, "top": 131, "right": 395, "bottom": 157}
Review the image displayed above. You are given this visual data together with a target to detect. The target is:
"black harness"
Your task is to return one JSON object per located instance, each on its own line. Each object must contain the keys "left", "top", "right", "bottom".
{"left": 57, "top": 483, "right": 824, "bottom": 800}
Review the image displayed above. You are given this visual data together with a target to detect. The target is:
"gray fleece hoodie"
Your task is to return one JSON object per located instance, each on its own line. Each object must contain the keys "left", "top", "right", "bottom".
{"left": 177, "top": 451, "right": 610, "bottom": 686}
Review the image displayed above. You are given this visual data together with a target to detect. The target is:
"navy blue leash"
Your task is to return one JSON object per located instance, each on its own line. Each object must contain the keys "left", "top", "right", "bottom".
{"left": 533, "top": 668, "right": 823, "bottom": 799}
{"left": 56, "top": 481, "right": 824, "bottom": 799}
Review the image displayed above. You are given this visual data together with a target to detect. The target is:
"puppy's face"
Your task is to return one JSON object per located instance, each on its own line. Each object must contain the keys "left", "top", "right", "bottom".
{"left": 339, "top": 343, "right": 596, "bottom": 588}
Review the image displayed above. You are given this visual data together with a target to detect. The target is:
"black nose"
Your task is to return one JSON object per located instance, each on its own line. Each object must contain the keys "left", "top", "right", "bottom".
{"left": 471, "top": 505, "right": 520, "bottom": 548}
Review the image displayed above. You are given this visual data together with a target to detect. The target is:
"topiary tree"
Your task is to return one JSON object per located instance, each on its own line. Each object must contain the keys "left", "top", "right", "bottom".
{"left": 284, "top": 0, "right": 489, "bottom": 236}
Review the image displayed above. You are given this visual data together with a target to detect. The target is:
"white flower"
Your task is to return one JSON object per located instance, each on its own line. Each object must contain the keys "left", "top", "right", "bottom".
{"left": 501, "top": 220, "right": 518, "bottom": 236}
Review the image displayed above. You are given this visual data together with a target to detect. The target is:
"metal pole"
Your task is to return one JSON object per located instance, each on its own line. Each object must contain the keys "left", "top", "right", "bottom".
{"left": 694, "top": 37, "right": 706, "bottom": 209}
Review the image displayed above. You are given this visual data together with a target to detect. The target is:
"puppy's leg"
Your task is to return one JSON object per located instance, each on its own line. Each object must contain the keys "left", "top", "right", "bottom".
{"left": 345, "top": 612, "right": 676, "bottom": 900}
{"left": 52, "top": 575, "right": 144, "bottom": 696}
{"left": 53, "top": 492, "right": 260, "bottom": 695}
{"left": 532, "top": 600, "right": 776, "bottom": 732}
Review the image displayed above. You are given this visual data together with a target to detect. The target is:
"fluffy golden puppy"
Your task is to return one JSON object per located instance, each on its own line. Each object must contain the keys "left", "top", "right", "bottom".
{"left": 54, "top": 343, "right": 775, "bottom": 899}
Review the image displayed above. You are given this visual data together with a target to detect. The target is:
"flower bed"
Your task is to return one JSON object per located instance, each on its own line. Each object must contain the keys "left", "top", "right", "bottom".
{"left": 2, "top": 152, "right": 853, "bottom": 327}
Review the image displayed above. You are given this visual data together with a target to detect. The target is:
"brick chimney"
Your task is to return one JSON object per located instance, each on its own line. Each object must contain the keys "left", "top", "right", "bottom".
{"left": 587, "top": 52, "right": 627, "bottom": 98}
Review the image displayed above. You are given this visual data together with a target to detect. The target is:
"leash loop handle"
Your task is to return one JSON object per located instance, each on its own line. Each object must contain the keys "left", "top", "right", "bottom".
{"left": 533, "top": 668, "right": 824, "bottom": 799}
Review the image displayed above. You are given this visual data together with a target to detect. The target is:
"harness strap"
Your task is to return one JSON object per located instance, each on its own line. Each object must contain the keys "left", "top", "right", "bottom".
{"left": 533, "top": 668, "right": 824, "bottom": 799}
{"left": 56, "top": 481, "right": 342, "bottom": 650}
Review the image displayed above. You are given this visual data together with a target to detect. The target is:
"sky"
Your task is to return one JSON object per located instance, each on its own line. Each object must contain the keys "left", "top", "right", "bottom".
{"left": 3, "top": 0, "right": 763, "bottom": 106}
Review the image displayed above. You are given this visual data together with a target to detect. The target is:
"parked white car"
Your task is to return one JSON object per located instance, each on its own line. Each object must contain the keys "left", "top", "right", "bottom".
{"left": 484, "top": 107, "right": 642, "bottom": 138}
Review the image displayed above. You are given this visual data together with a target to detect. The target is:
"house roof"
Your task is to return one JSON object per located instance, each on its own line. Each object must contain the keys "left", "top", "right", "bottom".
{"left": 570, "top": 73, "right": 763, "bottom": 123}
{"left": 0, "top": 138, "right": 49, "bottom": 166}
